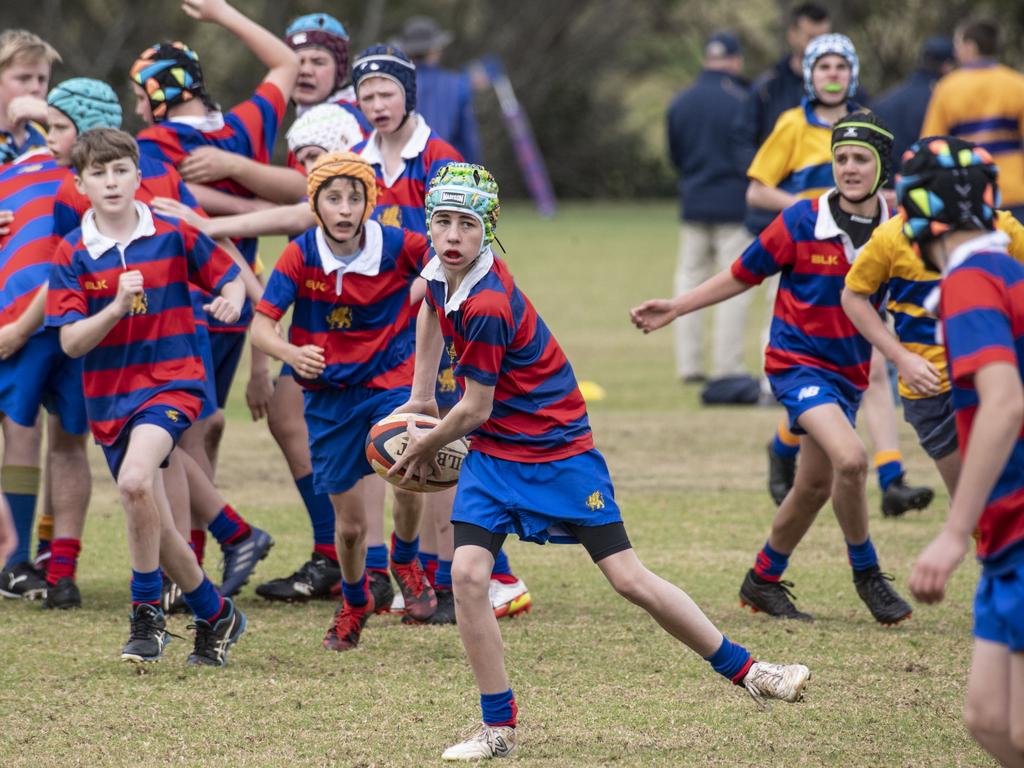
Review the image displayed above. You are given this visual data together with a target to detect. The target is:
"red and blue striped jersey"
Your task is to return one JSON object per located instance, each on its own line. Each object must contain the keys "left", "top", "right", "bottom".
{"left": 255, "top": 220, "right": 427, "bottom": 391}
{"left": 353, "top": 115, "right": 462, "bottom": 235}
{"left": 940, "top": 233, "right": 1024, "bottom": 567}
{"left": 136, "top": 81, "right": 286, "bottom": 333}
{"left": 51, "top": 154, "right": 212, "bottom": 330}
{"left": 731, "top": 194, "right": 884, "bottom": 392}
{"left": 423, "top": 250, "right": 594, "bottom": 462}
{"left": 45, "top": 208, "right": 239, "bottom": 445}
{"left": 0, "top": 150, "right": 68, "bottom": 330}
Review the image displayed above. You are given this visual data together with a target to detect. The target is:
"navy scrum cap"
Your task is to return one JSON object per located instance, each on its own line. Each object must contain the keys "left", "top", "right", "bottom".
{"left": 705, "top": 32, "right": 741, "bottom": 58}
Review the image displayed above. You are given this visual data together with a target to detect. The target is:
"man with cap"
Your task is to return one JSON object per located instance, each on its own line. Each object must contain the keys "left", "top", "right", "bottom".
{"left": 872, "top": 38, "right": 955, "bottom": 168}
{"left": 666, "top": 31, "right": 752, "bottom": 384}
{"left": 392, "top": 16, "right": 481, "bottom": 163}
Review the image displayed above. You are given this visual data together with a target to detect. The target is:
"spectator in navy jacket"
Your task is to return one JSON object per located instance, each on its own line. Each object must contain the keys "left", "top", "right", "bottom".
{"left": 393, "top": 16, "right": 481, "bottom": 163}
{"left": 666, "top": 32, "right": 753, "bottom": 382}
{"left": 732, "top": 3, "right": 831, "bottom": 235}
{"left": 872, "top": 37, "right": 955, "bottom": 174}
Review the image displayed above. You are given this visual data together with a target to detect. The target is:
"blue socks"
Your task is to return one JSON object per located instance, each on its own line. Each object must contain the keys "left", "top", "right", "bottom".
{"left": 366, "top": 544, "right": 388, "bottom": 571}
{"left": 705, "top": 635, "right": 754, "bottom": 684}
{"left": 390, "top": 533, "right": 418, "bottom": 565}
{"left": 130, "top": 568, "right": 162, "bottom": 605}
{"left": 847, "top": 538, "right": 879, "bottom": 572}
{"left": 2, "top": 465, "right": 40, "bottom": 567}
{"left": 341, "top": 574, "right": 368, "bottom": 607}
{"left": 874, "top": 451, "right": 903, "bottom": 491}
{"left": 183, "top": 576, "right": 224, "bottom": 622}
{"left": 296, "top": 473, "right": 335, "bottom": 546}
{"left": 770, "top": 421, "right": 801, "bottom": 460}
{"left": 436, "top": 558, "right": 453, "bottom": 590}
{"left": 753, "top": 541, "right": 789, "bottom": 582}
{"left": 480, "top": 689, "right": 518, "bottom": 727}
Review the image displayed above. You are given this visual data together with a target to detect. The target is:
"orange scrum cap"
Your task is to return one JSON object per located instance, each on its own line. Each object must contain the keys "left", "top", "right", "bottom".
{"left": 306, "top": 151, "right": 378, "bottom": 230}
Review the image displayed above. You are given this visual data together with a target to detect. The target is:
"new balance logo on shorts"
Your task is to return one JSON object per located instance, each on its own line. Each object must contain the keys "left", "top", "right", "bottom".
{"left": 797, "top": 386, "right": 820, "bottom": 401}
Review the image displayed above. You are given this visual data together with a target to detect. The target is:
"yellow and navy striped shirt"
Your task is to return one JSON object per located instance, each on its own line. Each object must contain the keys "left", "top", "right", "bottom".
{"left": 747, "top": 102, "right": 835, "bottom": 199}
{"left": 846, "top": 210, "right": 1024, "bottom": 398}
{"left": 921, "top": 63, "right": 1024, "bottom": 207}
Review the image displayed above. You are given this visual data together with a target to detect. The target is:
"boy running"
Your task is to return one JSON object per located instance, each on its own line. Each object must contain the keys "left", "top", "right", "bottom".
{"left": 251, "top": 152, "right": 436, "bottom": 648}
{"left": 393, "top": 162, "right": 809, "bottom": 760}
{"left": 0, "top": 30, "right": 59, "bottom": 163}
{"left": 46, "top": 128, "right": 246, "bottom": 665}
{"left": 633, "top": 112, "right": 913, "bottom": 625}
{"left": 903, "top": 137, "right": 1024, "bottom": 768}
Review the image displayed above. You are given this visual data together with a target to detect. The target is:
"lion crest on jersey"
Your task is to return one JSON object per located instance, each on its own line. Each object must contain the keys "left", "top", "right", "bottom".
{"left": 437, "top": 367, "right": 457, "bottom": 393}
{"left": 586, "top": 491, "right": 605, "bottom": 511}
{"left": 378, "top": 204, "right": 401, "bottom": 228}
{"left": 326, "top": 305, "right": 352, "bottom": 330}
{"left": 129, "top": 292, "right": 148, "bottom": 316}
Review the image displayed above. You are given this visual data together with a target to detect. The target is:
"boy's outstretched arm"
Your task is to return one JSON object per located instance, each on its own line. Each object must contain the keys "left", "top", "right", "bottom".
{"left": 60, "top": 271, "right": 141, "bottom": 358}
{"left": 250, "top": 313, "right": 324, "bottom": 380}
{"left": 841, "top": 286, "right": 941, "bottom": 396}
{"left": 181, "top": 0, "right": 298, "bottom": 100}
{"left": 177, "top": 148, "right": 306, "bottom": 204}
{"left": 910, "top": 361, "right": 1024, "bottom": 603}
{"left": 630, "top": 269, "right": 750, "bottom": 334}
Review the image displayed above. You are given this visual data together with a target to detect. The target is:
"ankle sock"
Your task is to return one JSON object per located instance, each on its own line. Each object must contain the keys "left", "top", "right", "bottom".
{"left": 208, "top": 504, "right": 251, "bottom": 547}
{"left": 130, "top": 567, "right": 162, "bottom": 606}
{"left": 753, "top": 541, "right": 789, "bottom": 582}
{"left": 770, "top": 420, "right": 801, "bottom": 460}
{"left": 480, "top": 689, "right": 518, "bottom": 727}
{"left": 341, "top": 573, "right": 368, "bottom": 607}
{"left": 705, "top": 635, "right": 754, "bottom": 684}
{"left": 366, "top": 544, "right": 388, "bottom": 571}
{"left": 390, "top": 532, "right": 418, "bottom": 565}
{"left": 190, "top": 529, "right": 207, "bottom": 566}
{"left": 874, "top": 451, "right": 903, "bottom": 491}
{"left": 47, "top": 538, "right": 81, "bottom": 585}
{"left": 183, "top": 576, "right": 224, "bottom": 622}
{"left": 847, "top": 537, "right": 879, "bottom": 572}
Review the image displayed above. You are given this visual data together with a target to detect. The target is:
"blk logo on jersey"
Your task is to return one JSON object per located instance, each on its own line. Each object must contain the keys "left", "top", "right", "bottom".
{"left": 811, "top": 253, "right": 840, "bottom": 266}
{"left": 586, "top": 491, "right": 605, "bottom": 511}
{"left": 326, "top": 305, "right": 352, "bottom": 330}
{"left": 85, "top": 279, "right": 109, "bottom": 292}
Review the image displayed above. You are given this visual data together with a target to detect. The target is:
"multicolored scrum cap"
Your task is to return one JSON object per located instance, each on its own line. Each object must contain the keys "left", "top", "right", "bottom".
{"left": 425, "top": 162, "right": 500, "bottom": 255}
{"left": 831, "top": 110, "right": 894, "bottom": 200}
{"left": 895, "top": 137, "right": 999, "bottom": 247}
{"left": 351, "top": 44, "right": 416, "bottom": 114}
{"left": 130, "top": 42, "right": 205, "bottom": 121}
{"left": 286, "top": 103, "right": 365, "bottom": 155}
{"left": 306, "top": 151, "right": 378, "bottom": 230}
{"left": 285, "top": 13, "right": 350, "bottom": 88}
{"left": 803, "top": 33, "right": 859, "bottom": 100}
{"left": 47, "top": 77, "right": 122, "bottom": 133}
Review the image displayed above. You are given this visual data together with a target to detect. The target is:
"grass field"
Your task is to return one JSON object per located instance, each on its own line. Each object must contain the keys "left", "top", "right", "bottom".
{"left": 0, "top": 202, "right": 994, "bottom": 767}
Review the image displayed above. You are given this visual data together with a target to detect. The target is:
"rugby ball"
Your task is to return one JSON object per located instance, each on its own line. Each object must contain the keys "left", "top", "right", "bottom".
{"left": 366, "top": 413, "right": 469, "bottom": 492}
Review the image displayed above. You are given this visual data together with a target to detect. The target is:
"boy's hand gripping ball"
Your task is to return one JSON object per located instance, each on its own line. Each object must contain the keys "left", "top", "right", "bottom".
{"left": 366, "top": 413, "right": 468, "bottom": 492}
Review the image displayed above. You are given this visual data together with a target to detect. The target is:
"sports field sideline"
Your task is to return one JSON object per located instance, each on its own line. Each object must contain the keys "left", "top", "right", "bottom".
{"left": 0, "top": 202, "right": 987, "bottom": 767}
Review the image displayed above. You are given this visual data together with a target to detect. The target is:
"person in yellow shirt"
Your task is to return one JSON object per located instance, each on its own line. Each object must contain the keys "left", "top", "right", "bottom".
{"left": 843, "top": 174, "right": 1024, "bottom": 493}
{"left": 921, "top": 18, "right": 1024, "bottom": 220}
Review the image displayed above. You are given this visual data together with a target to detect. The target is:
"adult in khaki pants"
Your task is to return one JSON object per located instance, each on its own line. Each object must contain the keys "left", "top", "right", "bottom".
{"left": 667, "top": 32, "right": 752, "bottom": 381}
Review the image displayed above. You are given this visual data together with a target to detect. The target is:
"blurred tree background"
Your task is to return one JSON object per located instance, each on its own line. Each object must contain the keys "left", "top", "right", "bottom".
{"left": 6, "top": 0, "right": 1024, "bottom": 198}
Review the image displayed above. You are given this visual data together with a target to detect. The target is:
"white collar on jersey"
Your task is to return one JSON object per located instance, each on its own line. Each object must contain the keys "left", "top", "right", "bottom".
{"left": 81, "top": 201, "right": 156, "bottom": 265}
{"left": 813, "top": 189, "right": 890, "bottom": 264}
{"left": 296, "top": 86, "right": 358, "bottom": 117}
{"left": 922, "top": 230, "right": 1013, "bottom": 316}
{"left": 315, "top": 218, "right": 384, "bottom": 295}
{"left": 420, "top": 246, "right": 495, "bottom": 314}
{"left": 165, "top": 111, "right": 226, "bottom": 133}
{"left": 358, "top": 113, "right": 430, "bottom": 187}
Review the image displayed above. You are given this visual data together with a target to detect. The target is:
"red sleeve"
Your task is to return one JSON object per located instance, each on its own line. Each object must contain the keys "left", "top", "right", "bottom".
{"left": 256, "top": 243, "right": 303, "bottom": 321}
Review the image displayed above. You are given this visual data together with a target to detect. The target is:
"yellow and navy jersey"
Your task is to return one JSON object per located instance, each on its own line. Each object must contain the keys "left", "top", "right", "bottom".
{"left": 846, "top": 210, "right": 1024, "bottom": 398}
{"left": 921, "top": 63, "right": 1024, "bottom": 207}
{"left": 747, "top": 102, "right": 834, "bottom": 199}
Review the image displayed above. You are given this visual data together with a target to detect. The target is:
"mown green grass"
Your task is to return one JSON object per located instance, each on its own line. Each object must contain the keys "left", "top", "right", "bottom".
{"left": 0, "top": 202, "right": 992, "bottom": 766}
